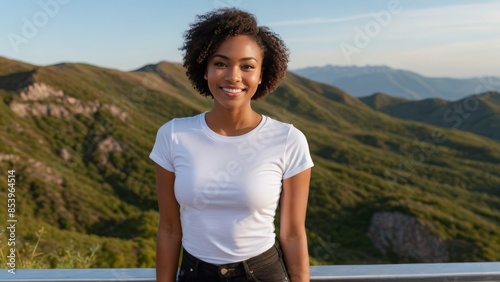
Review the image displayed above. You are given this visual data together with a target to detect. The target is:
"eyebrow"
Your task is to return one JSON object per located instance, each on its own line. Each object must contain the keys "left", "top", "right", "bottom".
{"left": 212, "top": 54, "right": 258, "bottom": 62}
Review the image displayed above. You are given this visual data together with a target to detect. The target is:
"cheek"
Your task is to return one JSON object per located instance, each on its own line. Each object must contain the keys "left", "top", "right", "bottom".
{"left": 207, "top": 67, "right": 224, "bottom": 80}
{"left": 248, "top": 72, "right": 262, "bottom": 85}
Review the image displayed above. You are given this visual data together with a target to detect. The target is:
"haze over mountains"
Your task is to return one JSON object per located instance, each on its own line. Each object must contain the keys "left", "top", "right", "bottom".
{"left": 1, "top": 56, "right": 499, "bottom": 267}
{"left": 293, "top": 65, "right": 500, "bottom": 101}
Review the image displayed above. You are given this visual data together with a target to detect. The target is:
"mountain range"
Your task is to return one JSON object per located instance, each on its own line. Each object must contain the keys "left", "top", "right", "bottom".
{"left": 292, "top": 65, "right": 500, "bottom": 101}
{"left": 0, "top": 56, "right": 499, "bottom": 267}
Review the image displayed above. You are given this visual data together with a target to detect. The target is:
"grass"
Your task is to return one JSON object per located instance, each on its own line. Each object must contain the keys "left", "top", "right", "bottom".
{"left": 0, "top": 227, "right": 99, "bottom": 268}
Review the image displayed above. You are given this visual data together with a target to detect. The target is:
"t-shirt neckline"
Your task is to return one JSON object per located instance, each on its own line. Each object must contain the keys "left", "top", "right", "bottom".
{"left": 200, "top": 112, "right": 268, "bottom": 142}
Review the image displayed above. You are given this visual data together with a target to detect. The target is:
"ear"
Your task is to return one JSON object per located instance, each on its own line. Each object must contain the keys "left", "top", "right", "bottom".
{"left": 204, "top": 73, "right": 207, "bottom": 80}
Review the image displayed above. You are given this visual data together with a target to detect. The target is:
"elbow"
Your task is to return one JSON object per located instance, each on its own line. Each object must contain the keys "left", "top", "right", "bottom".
{"left": 157, "top": 220, "right": 182, "bottom": 238}
{"left": 279, "top": 226, "right": 307, "bottom": 242}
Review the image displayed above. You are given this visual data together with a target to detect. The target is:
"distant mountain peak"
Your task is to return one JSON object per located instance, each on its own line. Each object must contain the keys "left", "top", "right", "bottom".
{"left": 133, "top": 61, "right": 178, "bottom": 73}
{"left": 132, "top": 61, "right": 187, "bottom": 85}
{"left": 292, "top": 65, "right": 500, "bottom": 101}
{"left": 295, "top": 64, "right": 394, "bottom": 74}
{"left": 133, "top": 63, "right": 159, "bottom": 73}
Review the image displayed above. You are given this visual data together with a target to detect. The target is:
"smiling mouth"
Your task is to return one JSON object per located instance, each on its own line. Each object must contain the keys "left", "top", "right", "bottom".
{"left": 221, "top": 87, "right": 244, "bottom": 93}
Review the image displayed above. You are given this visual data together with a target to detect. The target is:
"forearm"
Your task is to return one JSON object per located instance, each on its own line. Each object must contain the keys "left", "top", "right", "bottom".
{"left": 280, "top": 230, "right": 310, "bottom": 282}
{"left": 156, "top": 229, "right": 182, "bottom": 282}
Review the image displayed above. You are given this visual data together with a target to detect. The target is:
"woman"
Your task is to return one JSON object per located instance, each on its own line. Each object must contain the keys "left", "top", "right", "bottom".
{"left": 150, "top": 8, "right": 313, "bottom": 282}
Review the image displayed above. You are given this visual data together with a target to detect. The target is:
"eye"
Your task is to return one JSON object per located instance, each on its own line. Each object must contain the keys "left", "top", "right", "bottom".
{"left": 241, "top": 64, "right": 255, "bottom": 70}
{"left": 213, "top": 62, "right": 226, "bottom": 67}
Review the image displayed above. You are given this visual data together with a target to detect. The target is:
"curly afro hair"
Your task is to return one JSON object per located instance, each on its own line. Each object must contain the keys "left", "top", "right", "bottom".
{"left": 180, "top": 8, "right": 289, "bottom": 100}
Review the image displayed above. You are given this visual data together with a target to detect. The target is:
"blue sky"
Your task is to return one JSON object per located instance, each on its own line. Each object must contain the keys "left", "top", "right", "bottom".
{"left": 1, "top": 0, "right": 499, "bottom": 78}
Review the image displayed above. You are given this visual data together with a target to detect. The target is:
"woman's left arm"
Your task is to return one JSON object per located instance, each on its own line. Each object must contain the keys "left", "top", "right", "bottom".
{"left": 279, "top": 168, "right": 312, "bottom": 282}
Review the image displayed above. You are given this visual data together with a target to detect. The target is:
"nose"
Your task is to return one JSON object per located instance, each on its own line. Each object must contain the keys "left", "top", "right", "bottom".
{"left": 225, "top": 67, "right": 242, "bottom": 83}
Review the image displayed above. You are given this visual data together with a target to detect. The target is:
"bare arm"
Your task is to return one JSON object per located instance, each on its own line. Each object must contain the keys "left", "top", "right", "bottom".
{"left": 279, "top": 168, "right": 311, "bottom": 282}
{"left": 155, "top": 164, "right": 182, "bottom": 282}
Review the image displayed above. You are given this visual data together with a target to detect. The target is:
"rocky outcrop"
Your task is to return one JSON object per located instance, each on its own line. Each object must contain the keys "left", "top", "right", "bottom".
{"left": 27, "top": 158, "right": 65, "bottom": 186}
{"left": 97, "top": 136, "right": 123, "bottom": 166}
{"left": 10, "top": 100, "right": 72, "bottom": 118}
{"left": 9, "top": 82, "right": 128, "bottom": 121}
{"left": 18, "top": 82, "right": 64, "bottom": 101}
{"left": 0, "top": 154, "right": 20, "bottom": 162}
{"left": 368, "top": 211, "right": 449, "bottom": 262}
{"left": 59, "top": 148, "right": 72, "bottom": 162}
{"left": 0, "top": 153, "right": 65, "bottom": 187}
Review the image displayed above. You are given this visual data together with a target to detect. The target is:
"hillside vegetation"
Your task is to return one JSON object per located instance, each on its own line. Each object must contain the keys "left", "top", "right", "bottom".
{"left": 1, "top": 57, "right": 499, "bottom": 267}
{"left": 360, "top": 92, "right": 500, "bottom": 141}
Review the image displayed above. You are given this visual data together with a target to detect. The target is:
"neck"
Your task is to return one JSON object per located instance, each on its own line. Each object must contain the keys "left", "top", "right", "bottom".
{"left": 205, "top": 106, "right": 262, "bottom": 136}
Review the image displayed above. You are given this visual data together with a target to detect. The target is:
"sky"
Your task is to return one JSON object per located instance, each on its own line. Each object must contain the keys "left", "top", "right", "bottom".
{"left": 1, "top": 0, "right": 499, "bottom": 78}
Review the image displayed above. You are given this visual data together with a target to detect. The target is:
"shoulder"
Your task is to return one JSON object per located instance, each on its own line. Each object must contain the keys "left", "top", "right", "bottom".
{"left": 263, "top": 116, "right": 308, "bottom": 141}
{"left": 263, "top": 116, "right": 292, "bottom": 131}
{"left": 157, "top": 113, "right": 204, "bottom": 134}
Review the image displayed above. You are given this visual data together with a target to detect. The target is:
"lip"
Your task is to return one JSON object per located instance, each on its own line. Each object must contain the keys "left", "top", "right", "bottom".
{"left": 220, "top": 87, "right": 245, "bottom": 97}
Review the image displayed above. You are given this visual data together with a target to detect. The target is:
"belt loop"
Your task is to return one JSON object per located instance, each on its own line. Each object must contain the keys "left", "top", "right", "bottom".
{"left": 192, "top": 257, "right": 199, "bottom": 278}
{"left": 184, "top": 249, "right": 200, "bottom": 279}
{"left": 242, "top": 260, "right": 252, "bottom": 279}
{"left": 275, "top": 239, "right": 291, "bottom": 280}
{"left": 275, "top": 238, "right": 283, "bottom": 257}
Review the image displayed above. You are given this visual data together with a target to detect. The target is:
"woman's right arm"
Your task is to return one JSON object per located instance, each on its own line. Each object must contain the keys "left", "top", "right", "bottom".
{"left": 155, "top": 164, "right": 182, "bottom": 282}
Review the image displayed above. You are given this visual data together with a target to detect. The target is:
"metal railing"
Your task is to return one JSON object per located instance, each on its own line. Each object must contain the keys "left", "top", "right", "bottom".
{"left": 1, "top": 262, "right": 500, "bottom": 281}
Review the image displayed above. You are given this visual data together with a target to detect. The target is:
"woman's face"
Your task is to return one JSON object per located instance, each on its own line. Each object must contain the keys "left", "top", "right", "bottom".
{"left": 205, "top": 35, "right": 263, "bottom": 111}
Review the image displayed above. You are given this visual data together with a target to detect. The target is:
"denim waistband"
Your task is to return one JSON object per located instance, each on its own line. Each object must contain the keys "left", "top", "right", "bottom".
{"left": 182, "top": 240, "right": 282, "bottom": 279}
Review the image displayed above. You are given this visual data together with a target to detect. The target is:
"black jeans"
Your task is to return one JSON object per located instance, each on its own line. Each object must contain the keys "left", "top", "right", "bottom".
{"left": 177, "top": 240, "right": 290, "bottom": 282}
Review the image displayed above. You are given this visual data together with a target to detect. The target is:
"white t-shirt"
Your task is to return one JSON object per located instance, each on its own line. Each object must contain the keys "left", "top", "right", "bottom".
{"left": 150, "top": 112, "right": 314, "bottom": 264}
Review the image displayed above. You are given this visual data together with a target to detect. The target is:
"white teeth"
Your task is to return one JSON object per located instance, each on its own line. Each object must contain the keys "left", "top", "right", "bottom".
{"left": 222, "top": 88, "right": 243, "bottom": 93}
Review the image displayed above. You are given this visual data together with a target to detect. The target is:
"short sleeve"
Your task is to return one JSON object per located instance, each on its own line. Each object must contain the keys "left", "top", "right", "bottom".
{"left": 149, "top": 120, "right": 175, "bottom": 172}
{"left": 283, "top": 126, "right": 314, "bottom": 179}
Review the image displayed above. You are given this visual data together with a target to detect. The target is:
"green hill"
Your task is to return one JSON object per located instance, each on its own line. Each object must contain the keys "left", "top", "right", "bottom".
{"left": 1, "top": 57, "right": 499, "bottom": 267}
{"left": 361, "top": 92, "right": 500, "bottom": 141}
{"left": 359, "top": 92, "right": 410, "bottom": 110}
